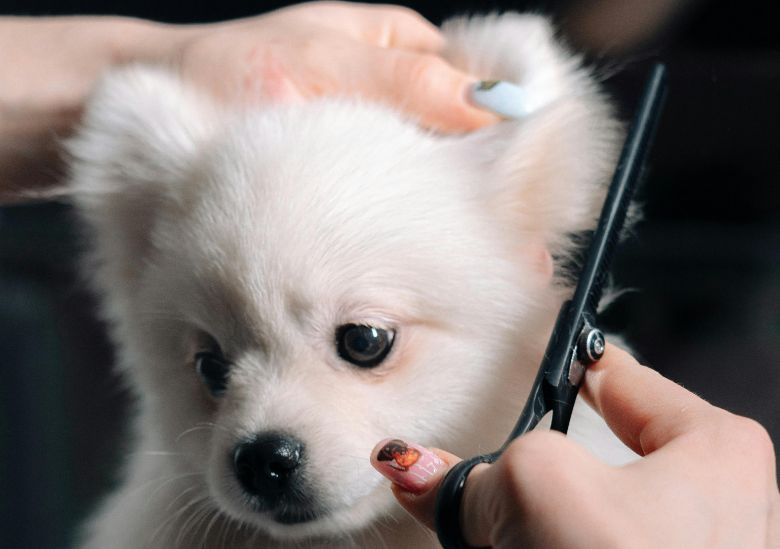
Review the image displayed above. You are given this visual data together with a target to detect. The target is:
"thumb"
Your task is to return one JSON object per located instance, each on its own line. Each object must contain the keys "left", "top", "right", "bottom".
{"left": 361, "top": 50, "right": 501, "bottom": 133}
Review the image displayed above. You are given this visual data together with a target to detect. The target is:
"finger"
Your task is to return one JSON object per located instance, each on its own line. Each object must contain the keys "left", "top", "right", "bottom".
{"left": 462, "top": 432, "right": 608, "bottom": 547}
{"left": 360, "top": 4, "right": 444, "bottom": 51}
{"left": 304, "top": 3, "right": 444, "bottom": 51}
{"left": 372, "top": 433, "right": 607, "bottom": 548}
{"left": 370, "top": 438, "right": 459, "bottom": 531}
{"left": 582, "top": 344, "right": 717, "bottom": 455}
{"left": 263, "top": 33, "right": 498, "bottom": 131}
{"left": 371, "top": 50, "right": 500, "bottom": 132}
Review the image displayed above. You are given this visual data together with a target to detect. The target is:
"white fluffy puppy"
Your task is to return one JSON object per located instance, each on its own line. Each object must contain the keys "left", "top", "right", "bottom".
{"left": 69, "top": 14, "right": 635, "bottom": 549}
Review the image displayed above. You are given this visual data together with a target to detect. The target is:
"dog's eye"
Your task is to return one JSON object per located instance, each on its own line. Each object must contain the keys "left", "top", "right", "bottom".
{"left": 195, "top": 348, "right": 230, "bottom": 397}
{"left": 336, "top": 324, "right": 395, "bottom": 368}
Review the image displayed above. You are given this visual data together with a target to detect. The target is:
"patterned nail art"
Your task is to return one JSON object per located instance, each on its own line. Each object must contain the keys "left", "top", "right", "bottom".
{"left": 476, "top": 80, "right": 500, "bottom": 91}
{"left": 371, "top": 438, "right": 445, "bottom": 494}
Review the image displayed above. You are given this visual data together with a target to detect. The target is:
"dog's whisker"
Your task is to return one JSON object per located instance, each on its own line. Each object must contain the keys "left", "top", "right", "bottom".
{"left": 219, "top": 510, "right": 239, "bottom": 549}
{"left": 200, "top": 507, "right": 224, "bottom": 549}
{"left": 165, "top": 484, "right": 201, "bottom": 512}
{"left": 174, "top": 421, "right": 232, "bottom": 445}
{"left": 148, "top": 471, "right": 204, "bottom": 501}
{"left": 191, "top": 420, "right": 231, "bottom": 433}
{"left": 148, "top": 493, "right": 209, "bottom": 547}
{"left": 182, "top": 502, "right": 213, "bottom": 548}
{"left": 136, "top": 450, "right": 186, "bottom": 457}
{"left": 192, "top": 503, "right": 220, "bottom": 548}
{"left": 174, "top": 425, "right": 215, "bottom": 444}
{"left": 174, "top": 498, "right": 213, "bottom": 548}
{"left": 119, "top": 470, "right": 202, "bottom": 504}
{"left": 159, "top": 481, "right": 205, "bottom": 510}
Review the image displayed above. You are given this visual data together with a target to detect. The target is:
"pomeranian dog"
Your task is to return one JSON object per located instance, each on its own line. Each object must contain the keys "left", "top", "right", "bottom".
{"left": 68, "top": 13, "right": 636, "bottom": 549}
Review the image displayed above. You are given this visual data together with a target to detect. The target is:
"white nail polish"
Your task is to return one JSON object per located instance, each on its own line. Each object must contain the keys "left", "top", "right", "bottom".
{"left": 468, "top": 80, "right": 531, "bottom": 119}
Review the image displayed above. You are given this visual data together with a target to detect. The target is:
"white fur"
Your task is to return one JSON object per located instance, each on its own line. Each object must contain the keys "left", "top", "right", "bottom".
{"left": 68, "top": 14, "right": 635, "bottom": 549}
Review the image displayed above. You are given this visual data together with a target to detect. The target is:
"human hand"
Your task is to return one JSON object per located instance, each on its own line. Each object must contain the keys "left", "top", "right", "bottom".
{"left": 154, "top": 2, "right": 497, "bottom": 132}
{"left": 371, "top": 345, "right": 780, "bottom": 548}
{"left": 1, "top": 3, "right": 500, "bottom": 199}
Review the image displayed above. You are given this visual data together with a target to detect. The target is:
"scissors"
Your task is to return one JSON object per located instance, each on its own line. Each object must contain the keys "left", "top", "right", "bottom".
{"left": 434, "top": 63, "right": 669, "bottom": 549}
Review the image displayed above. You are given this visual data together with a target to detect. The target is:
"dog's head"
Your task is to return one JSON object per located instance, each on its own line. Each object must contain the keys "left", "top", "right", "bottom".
{"left": 69, "top": 66, "right": 618, "bottom": 540}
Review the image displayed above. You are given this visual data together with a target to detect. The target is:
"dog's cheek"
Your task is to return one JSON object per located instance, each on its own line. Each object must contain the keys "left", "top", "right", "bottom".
{"left": 121, "top": 305, "right": 218, "bottom": 468}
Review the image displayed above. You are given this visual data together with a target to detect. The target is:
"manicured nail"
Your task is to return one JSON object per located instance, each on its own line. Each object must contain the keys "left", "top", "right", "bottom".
{"left": 371, "top": 438, "right": 445, "bottom": 494}
{"left": 468, "top": 80, "right": 530, "bottom": 119}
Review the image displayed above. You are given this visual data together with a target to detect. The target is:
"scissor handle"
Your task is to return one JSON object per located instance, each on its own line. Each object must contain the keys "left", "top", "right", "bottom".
{"left": 434, "top": 453, "right": 497, "bottom": 549}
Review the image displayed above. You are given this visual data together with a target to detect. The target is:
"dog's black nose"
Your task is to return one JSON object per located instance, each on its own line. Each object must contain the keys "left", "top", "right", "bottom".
{"left": 233, "top": 433, "right": 304, "bottom": 505}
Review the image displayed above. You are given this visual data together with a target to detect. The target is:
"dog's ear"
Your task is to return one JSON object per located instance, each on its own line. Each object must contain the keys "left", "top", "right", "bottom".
{"left": 68, "top": 66, "right": 219, "bottom": 299}
{"left": 466, "top": 97, "right": 620, "bottom": 259}
{"left": 443, "top": 14, "right": 622, "bottom": 265}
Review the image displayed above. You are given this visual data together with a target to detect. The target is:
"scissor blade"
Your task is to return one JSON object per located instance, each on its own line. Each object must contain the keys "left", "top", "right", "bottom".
{"left": 544, "top": 64, "right": 668, "bottom": 392}
{"left": 507, "top": 64, "right": 669, "bottom": 441}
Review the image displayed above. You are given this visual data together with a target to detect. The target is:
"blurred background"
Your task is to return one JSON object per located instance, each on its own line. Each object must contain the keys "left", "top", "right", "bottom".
{"left": 1, "top": 0, "right": 778, "bottom": 546}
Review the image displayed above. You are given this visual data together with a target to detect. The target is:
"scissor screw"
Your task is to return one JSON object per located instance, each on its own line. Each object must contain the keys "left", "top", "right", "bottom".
{"left": 577, "top": 327, "right": 605, "bottom": 365}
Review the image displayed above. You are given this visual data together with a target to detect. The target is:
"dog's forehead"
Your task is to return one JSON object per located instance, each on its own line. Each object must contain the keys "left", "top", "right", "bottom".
{"left": 168, "top": 103, "right": 507, "bottom": 327}
{"left": 196, "top": 106, "right": 479, "bottom": 272}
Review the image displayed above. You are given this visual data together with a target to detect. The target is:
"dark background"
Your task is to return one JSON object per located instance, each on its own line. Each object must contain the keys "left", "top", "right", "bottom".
{"left": 1, "top": 0, "right": 778, "bottom": 547}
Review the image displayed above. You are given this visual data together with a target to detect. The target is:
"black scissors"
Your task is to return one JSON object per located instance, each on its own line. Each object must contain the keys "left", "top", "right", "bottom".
{"left": 434, "top": 63, "right": 669, "bottom": 549}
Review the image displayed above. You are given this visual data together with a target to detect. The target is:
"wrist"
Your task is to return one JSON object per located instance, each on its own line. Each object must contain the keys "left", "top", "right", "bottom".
{"left": 0, "top": 15, "right": 188, "bottom": 199}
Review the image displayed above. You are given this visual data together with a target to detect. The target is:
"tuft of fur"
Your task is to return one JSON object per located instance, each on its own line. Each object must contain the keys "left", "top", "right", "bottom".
{"left": 69, "top": 14, "right": 635, "bottom": 549}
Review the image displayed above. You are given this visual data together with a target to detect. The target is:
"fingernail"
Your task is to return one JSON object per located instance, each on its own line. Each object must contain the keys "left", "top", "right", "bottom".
{"left": 468, "top": 80, "right": 530, "bottom": 119}
{"left": 371, "top": 438, "right": 445, "bottom": 494}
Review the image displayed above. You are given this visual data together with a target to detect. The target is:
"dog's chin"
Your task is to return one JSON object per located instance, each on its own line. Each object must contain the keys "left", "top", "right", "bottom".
{"left": 213, "top": 482, "right": 395, "bottom": 542}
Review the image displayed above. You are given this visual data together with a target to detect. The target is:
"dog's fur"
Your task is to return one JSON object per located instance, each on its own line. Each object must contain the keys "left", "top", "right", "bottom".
{"left": 69, "top": 14, "right": 636, "bottom": 549}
